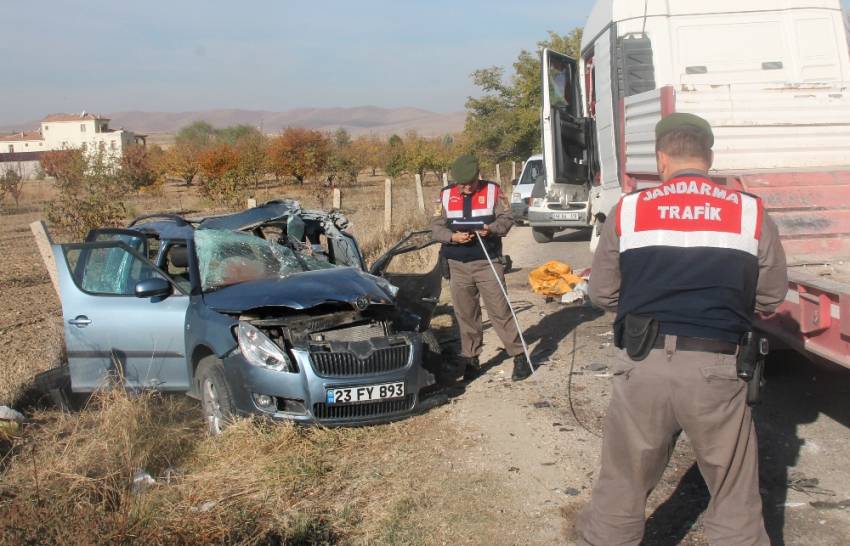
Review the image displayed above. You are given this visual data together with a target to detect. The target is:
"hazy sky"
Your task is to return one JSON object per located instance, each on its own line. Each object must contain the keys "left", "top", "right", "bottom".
{"left": 1, "top": 0, "right": 592, "bottom": 123}
{"left": 3, "top": 0, "right": 850, "bottom": 124}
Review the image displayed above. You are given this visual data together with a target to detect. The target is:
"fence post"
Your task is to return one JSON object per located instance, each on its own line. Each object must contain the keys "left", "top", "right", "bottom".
{"left": 414, "top": 174, "right": 425, "bottom": 214}
{"left": 30, "top": 220, "right": 60, "bottom": 297}
{"left": 511, "top": 161, "right": 517, "bottom": 181}
{"left": 332, "top": 187, "right": 341, "bottom": 209}
{"left": 442, "top": 172, "right": 448, "bottom": 186}
{"left": 384, "top": 178, "right": 392, "bottom": 231}
{"left": 495, "top": 163, "right": 502, "bottom": 186}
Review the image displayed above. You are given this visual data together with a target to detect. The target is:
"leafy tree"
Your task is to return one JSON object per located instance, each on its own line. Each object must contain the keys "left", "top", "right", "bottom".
{"left": 464, "top": 29, "right": 582, "bottom": 163}
{"left": 326, "top": 130, "right": 363, "bottom": 186}
{"left": 197, "top": 143, "right": 243, "bottom": 205}
{"left": 161, "top": 143, "right": 200, "bottom": 186}
{"left": 351, "top": 135, "right": 385, "bottom": 176}
{"left": 176, "top": 121, "right": 218, "bottom": 149}
{"left": 233, "top": 130, "right": 268, "bottom": 192}
{"left": 266, "top": 128, "right": 330, "bottom": 184}
{"left": 333, "top": 128, "right": 352, "bottom": 148}
{"left": 383, "top": 134, "right": 405, "bottom": 178}
{"left": 120, "top": 144, "right": 160, "bottom": 191}
{"left": 1, "top": 168, "right": 24, "bottom": 207}
{"left": 43, "top": 149, "right": 129, "bottom": 238}
{"left": 403, "top": 131, "right": 437, "bottom": 181}
{"left": 40, "top": 149, "right": 87, "bottom": 191}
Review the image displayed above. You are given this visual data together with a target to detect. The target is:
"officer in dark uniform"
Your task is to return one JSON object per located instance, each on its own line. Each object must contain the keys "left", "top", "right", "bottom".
{"left": 577, "top": 113, "right": 787, "bottom": 545}
{"left": 430, "top": 154, "right": 532, "bottom": 381}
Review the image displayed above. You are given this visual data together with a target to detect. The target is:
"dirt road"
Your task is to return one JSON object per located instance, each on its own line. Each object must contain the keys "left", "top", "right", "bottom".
{"left": 432, "top": 225, "right": 850, "bottom": 545}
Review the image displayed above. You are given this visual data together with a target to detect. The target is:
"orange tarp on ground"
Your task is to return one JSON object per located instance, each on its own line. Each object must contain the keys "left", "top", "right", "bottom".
{"left": 528, "top": 260, "right": 584, "bottom": 297}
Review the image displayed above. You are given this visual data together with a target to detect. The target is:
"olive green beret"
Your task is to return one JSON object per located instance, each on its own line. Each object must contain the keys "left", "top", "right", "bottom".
{"left": 450, "top": 154, "right": 480, "bottom": 185}
{"left": 655, "top": 113, "right": 714, "bottom": 148}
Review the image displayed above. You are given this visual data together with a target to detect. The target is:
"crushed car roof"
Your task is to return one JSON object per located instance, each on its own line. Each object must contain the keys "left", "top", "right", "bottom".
{"left": 198, "top": 200, "right": 302, "bottom": 231}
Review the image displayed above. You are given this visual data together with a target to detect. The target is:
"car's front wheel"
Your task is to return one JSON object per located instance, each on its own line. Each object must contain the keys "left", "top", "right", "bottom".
{"left": 196, "top": 357, "right": 235, "bottom": 435}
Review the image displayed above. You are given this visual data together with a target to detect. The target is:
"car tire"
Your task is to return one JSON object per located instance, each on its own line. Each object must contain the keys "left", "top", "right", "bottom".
{"left": 196, "top": 357, "right": 236, "bottom": 435}
{"left": 532, "top": 227, "right": 555, "bottom": 243}
{"left": 33, "top": 365, "right": 88, "bottom": 411}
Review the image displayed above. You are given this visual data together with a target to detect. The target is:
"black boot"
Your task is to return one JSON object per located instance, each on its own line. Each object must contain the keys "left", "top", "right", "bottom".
{"left": 462, "top": 356, "right": 481, "bottom": 382}
{"left": 512, "top": 354, "right": 532, "bottom": 381}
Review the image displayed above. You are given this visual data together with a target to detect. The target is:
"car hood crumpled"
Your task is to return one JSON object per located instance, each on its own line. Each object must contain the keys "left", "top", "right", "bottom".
{"left": 202, "top": 266, "right": 395, "bottom": 314}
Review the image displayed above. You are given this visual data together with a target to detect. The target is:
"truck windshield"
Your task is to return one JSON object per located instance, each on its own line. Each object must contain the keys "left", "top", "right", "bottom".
{"left": 195, "top": 229, "right": 336, "bottom": 292}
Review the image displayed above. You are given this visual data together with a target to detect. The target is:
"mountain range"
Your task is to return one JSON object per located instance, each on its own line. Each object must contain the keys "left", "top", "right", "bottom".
{"left": 1, "top": 106, "right": 466, "bottom": 137}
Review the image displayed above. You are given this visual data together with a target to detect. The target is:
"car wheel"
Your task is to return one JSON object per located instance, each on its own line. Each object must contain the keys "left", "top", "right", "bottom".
{"left": 196, "top": 358, "right": 235, "bottom": 435}
{"left": 532, "top": 227, "right": 555, "bottom": 243}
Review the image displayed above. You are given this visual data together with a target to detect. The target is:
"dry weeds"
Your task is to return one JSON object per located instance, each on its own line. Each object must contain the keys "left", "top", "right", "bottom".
{"left": 0, "top": 387, "right": 502, "bottom": 544}
{"left": 0, "top": 173, "right": 503, "bottom": 544}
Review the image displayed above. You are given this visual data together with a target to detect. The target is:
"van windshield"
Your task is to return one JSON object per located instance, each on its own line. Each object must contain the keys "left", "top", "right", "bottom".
{"left": 519, "top": 161, "right": 543, "bottom": 185}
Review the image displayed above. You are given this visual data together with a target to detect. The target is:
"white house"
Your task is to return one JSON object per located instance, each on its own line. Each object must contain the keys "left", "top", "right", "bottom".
{"left": 0, "top": 112, "right": 145, "bottom": 178}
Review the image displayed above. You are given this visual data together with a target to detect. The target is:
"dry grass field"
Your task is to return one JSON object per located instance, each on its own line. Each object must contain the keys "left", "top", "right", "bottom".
{"left": 0, "top": 173, "right": 509, "bottom": 544}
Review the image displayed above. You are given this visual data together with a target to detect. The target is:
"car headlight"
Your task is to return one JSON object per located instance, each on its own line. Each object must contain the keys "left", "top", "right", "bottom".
{"left": 532, "top": 198, "right": 545, "bottom": 208}
{"left": 237, "top": 322, "right": 292, "bottom": 372}
{"left": 373, "top": 275, "right": 399, "bottom": 297}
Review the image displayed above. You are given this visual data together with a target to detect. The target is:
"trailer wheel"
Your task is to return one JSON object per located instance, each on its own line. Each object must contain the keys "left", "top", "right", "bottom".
{"left": 196, "top": 358, "right": 235, "bottom": 435}
{"left": 532, "top": 227, "right": 555, "bottom": 243}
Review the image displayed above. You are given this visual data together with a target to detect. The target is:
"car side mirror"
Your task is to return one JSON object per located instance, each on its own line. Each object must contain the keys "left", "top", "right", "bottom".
{"left": 135, "top": 277, "right": 172, "bottom": 299}
{"left": 511, "top": 178, "right": 518, "bottom": 186}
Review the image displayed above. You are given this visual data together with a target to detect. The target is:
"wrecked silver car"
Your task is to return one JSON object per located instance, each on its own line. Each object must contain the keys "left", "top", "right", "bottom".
{"left": 45, "top": 200, "right": 443, "bottom": 432}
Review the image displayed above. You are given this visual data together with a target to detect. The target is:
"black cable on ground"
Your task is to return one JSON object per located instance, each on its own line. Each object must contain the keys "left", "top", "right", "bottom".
{"left": 567, "top": 326, "right": 602, "bottom": 439}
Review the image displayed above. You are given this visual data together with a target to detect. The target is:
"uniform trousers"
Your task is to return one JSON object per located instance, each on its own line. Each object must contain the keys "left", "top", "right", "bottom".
{"left": 448, "top": 259, "right": 523, "bottom": 358}
{"left": 578, "top": 336, "right": 769, "bottom": 546}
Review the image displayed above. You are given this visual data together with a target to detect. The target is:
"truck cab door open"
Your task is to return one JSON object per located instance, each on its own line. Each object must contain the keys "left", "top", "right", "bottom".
{"left": 369, "top": 231, "right": 441, "bottom": 331}
{"left": 542, "top": 48, "right": 595, "bottom": 196}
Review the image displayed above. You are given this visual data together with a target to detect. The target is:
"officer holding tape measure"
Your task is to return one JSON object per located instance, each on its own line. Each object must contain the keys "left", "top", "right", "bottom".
{"left": 430, "top": 154, "right": 532, "bottom": 382}
{"left": 577, "top": 113, "right": 788, "bottom": 545}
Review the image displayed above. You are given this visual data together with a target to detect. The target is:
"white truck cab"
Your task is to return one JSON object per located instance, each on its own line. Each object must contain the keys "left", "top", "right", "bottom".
{"left": 536, "top": 0, "right": 850, "bottom": 250}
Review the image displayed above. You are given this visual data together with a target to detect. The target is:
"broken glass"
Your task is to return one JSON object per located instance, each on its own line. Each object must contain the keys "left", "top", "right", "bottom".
{"left": 195, "top": 229, "right": 336, "bottom": 292}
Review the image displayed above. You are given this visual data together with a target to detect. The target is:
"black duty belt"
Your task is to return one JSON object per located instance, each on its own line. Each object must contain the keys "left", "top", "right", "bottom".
{"left": 652, "top": 335, "right": 737, "bottom": 355}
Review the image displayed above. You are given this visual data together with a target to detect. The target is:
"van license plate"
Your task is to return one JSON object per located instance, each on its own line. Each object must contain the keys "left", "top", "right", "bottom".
{"left": 552, "top": 212, "right": 581, "bottom": 221}
{"left": 327, "top": 382, "right": 405, "bottom": 404}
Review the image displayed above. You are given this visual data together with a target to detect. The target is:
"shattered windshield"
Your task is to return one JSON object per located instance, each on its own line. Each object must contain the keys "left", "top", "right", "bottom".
{"left": 195, "top": 229, "right": 336, "bottom": 291}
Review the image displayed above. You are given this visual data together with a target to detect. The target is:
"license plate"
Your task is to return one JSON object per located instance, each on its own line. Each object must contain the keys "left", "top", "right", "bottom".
{"left": 551, "top": 211, "right": 582, "bottom": 221}
{"left": 326, "top": 382, "right": 405, "bottom": 404}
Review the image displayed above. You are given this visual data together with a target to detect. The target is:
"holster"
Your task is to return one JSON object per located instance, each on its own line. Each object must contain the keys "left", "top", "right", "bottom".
{"left": 736, "top": 332, "right": 769, "bottom": 406}
{"left": 620, "top": 314, "right": 660, "bottom": 362}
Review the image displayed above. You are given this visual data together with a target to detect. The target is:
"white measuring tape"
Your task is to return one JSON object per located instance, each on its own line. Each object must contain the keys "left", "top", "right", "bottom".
{"left": 474, "top": 231, "right": 536, "bottom": 376}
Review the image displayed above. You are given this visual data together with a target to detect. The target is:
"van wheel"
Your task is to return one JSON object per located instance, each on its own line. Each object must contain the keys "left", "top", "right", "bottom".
{"left": 532, "top": 227, "right": 555, "bottom": 243}
{"left": 196, "top": 358, "right": 235, "bottom": 435}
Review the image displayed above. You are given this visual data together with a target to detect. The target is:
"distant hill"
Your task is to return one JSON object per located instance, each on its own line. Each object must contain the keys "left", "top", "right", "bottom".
{"left": 1, "top": 107, "right": 466, "bottom": 137}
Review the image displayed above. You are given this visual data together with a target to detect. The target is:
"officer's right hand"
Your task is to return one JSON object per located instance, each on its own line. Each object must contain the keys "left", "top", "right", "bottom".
{"left": 451, "top": 232, "right": 473, "bottom": 244}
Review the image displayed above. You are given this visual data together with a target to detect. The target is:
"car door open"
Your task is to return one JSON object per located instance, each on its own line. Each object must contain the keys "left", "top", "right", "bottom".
{"left": 370, "top": 231, "right": 442, "bottom": 331}
{"left": 53, "top": 240, "right": 191, "bottom": 392}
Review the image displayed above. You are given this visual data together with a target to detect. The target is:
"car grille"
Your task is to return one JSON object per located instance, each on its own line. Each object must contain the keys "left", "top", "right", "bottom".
{"left": 310, "top": 345, "right": 411, "bottom": 377}
{"left": 316, "top": 322, "right": 387, "bottom": 342}
{"left": 312, "top": 394, "right": 415, "bottom": 420}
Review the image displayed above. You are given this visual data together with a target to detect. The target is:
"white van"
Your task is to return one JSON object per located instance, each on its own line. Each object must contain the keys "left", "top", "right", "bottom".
{"left": 509, "top": 155, "right": 543, "bottom": 224}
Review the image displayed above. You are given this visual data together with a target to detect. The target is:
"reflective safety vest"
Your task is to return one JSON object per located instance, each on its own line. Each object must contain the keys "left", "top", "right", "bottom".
{"left": 614, "top": 175, "right": 764, "bottom": 344}
{"left": 440, "top": 181, "right": 503, "bottom": 262}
